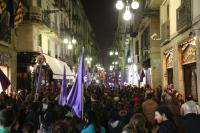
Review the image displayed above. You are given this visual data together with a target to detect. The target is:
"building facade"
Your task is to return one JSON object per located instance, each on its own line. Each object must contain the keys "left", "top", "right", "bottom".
{"left": 160, "top": 0, "right": 200, "bottom": 103}
{"left": 2, "top": 0, "right": 96, "bottom": 90}
{"left": 0, "top": 0, "right": 18, "bottom": 92}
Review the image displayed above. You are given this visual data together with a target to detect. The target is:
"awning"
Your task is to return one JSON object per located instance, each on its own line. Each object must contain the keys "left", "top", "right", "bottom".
{"left": 43, "top": 54, "right": 74, "bottom": 79}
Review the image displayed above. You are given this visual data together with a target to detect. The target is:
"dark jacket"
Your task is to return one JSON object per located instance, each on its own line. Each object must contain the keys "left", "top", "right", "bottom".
{"left": 182, "top": 113, "right": 200, "bottom": 133}
{"left": 157, "top": 120, "right": 177, "bottom": 133}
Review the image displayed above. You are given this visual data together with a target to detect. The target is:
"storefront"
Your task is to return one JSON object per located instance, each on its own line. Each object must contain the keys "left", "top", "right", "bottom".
{"left": 180, "top": 39, "right": 198, "bottom": 101}
{"left": 17, "top": 52, "right": 74, "bottom": 91}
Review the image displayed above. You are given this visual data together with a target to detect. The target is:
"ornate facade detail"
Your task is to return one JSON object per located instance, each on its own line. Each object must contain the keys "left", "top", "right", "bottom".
{"left": 164, "top": 49, "right": 173, "bottom": 68}
{"left": 182, "top": 45, "right": 196, "bottom": 64}
{"left": 0, "top": 53, "right": 11, "bottom": 67}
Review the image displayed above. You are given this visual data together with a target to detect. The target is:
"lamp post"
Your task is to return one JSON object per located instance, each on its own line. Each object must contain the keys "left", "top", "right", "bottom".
{"left": 63, "top": 37, "right": 77, "bottom": 50}
{"left": 115, "top": 0, "right": 140, "bottom": 21}
{"left": 109, "top": 50, "right": 119, "bottom": 56}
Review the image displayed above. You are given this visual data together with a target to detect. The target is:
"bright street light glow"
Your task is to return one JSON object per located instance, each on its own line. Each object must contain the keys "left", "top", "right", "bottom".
{"left": 72, "top": 38, "right": 77, "bottom": 44}
{"left": 63, "top": 38, "right": 68, "bottom": 44}
{"left": 116, "top": 0, "right": 124, "bottom": 10}
{"left": 109, "top": 51, "right": 114, "bottom": 56}
{"left": 67, "top": 43, "right": 73, "bottom": 50}
{"left": 115, "top": 51, "right": 118, "bottom": 55}
{"left": 123, "top": 6, "right": 132, "bottom": 21}
{"left": 115, "top": 61, "right": 118, "bottom": 65}
{"left": 131, "top": 1, "right": 140, "bottom": 10}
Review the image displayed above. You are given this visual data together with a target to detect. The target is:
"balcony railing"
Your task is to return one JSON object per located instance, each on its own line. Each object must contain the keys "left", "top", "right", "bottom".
{"left": 24, "top": 7, "right": 43, "bottom": 23}
{"left": 161, "top": 20, "right": 170, "bottom": 43}
{"left": 176, "top": 0, "right": 192, "bottom": 32}
{"left": 24, "top": 7, "right": 60, "bottom": 35}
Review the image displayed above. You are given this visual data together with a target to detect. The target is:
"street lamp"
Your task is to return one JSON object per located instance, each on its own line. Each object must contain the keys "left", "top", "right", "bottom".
{"left": 72, "top": 36, "right": 77, "bottom": 44}
{"left": 116, "top": 0, "right": 124, "bottom": 10}
{"left": 85, "top": 57, "right": 92, "bottom": 64}
{"left": 123, "top": 6, "right": 132, "bottom": 21}
{"left": 63, "top": 38, "right": 69, "bottom": 44}
{"left": 109, "top": 50, "right": 119, "bottom": 56}
{"left": 109, "top": 51, "right": 114, "bottom": 56}
{"left": 131, "top": 0, "right": 140, "bottom": 9}
{"left": 63, "top": 37, "right": 76, "bottom": 50}
{"left": 115, "top": 0, "right": 140, "bottom": 21}
{"left": 67, "top": 42, "right": 73, "bottom": 50}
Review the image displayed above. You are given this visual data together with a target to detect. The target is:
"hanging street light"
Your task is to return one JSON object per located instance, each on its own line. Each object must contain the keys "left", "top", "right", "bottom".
{"left": 116, "top": 0, "right": 124, "bottom": 10}
{"left": 63, "top": 38, "right": 69, "bottom": 44}
{"left": 115, "top": 0, "right": 140, "bottom": 21}
{"left": 72, "top": 37, "right": 77, "bottom": 44}
{"left": 131, "top": 0, "right": 140, "bottom": 10}
{"left": 67, "top": 42, "right": 73, "bottom": 50}
{"left": 123, "top": 6, "right": 132, "bottom": 21}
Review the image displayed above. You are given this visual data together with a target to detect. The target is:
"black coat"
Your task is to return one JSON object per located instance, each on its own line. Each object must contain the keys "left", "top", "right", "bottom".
{"left": 157, "top": 120, "right": 177, "bottom": 133}
{"left": 182, "top": 113, "right": 200, "bottom": 133}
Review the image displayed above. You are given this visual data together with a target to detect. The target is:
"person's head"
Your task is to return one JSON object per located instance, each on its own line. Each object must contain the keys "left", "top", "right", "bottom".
{"left": 155, "top": 105, "right": 173, "bottom": 124}
{"left": 52, "top": 121, "right": 74, "bottom": 133}
{"left": 0, "top": 108, "right": 16, "bottom": 128}
{"left": 186, "top": 94, "right": 193, "bottom": 101}
{"left": 22, "top": 122, "right": 36, "bottom": 133}
{"left": 125, "top": 113, "right": 147, "bottom": 132}
{"left": 84, "top": 110, "right": 98, "bottom": 124}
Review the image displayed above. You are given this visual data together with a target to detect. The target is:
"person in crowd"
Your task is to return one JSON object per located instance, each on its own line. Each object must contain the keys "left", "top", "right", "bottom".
{"left": 180, "top": 95, "right": 200, "bottom": 116}
{"left": 107, "top": 108, "right": 122, "bottom": 133}
{"left": 181, "top": 109, "right": 200, "bottom": 133}
{"left": 0, "top": 108, "right": 16, "bottom": 133}
{"left": 122, "top": 113, "right": 148, "bottom": 133}
{"left": 24, "top": 102, "right": 41, "bottom": 130}
{"left": 155, "top": 105, "right": 184, "bottom": 133}
{"left": 81, "top": 110, "right": 105, "bottom": 133}
{"left": 51, "top": 120, "right": 76, "bottom": 133}
{"left": 142, "top": 91, "right": 158, "bottom": 132}
{"left": 22, "top": 122, "right": 36, "bottom": 133}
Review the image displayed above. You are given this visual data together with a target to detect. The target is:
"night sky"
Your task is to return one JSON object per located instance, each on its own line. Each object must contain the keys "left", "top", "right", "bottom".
{"left": 81, "top": 0, "right": 118, "bottom": 67}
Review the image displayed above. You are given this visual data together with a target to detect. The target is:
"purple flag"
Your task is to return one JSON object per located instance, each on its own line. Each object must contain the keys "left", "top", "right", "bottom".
{"left": 139, "top": 70, "right": 145, "bottom": 82}
{"left": 36, "top": 64, "right": 42, "bottom": 93}
{"left": 59, "top": 66, "right": 67, "bottom": 106}
{"left": 67, "top": 48, "right": 84, "bottom": 118}
{"left": 6, "top": 0, "right": 14, "bottom": 28}
{"left": 0, "top": 69, "right": 10, "bottom": 91}
{"left": 104, "top": 72, "right": 109, "bottom": 89}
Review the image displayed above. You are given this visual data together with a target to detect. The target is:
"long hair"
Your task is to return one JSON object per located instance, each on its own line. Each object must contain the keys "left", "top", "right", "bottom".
{"left": 124, "top": 113, "right": 147, "bottom": 133}
{"left": 84, "top": 110, "right": 101, "bottom": 133}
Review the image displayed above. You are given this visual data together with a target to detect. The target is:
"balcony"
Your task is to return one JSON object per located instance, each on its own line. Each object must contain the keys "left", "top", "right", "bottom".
{"left": 176, "top": 0, "right": 192, "bottom": 33}
{"left": 24, "top": 6, "right": 43, "bottom": 23}
{"left": 42, "top": 17, "right": 58, "bottom": 35}
{"left": 161, "top": 20, "right": 170, "bottom": 44}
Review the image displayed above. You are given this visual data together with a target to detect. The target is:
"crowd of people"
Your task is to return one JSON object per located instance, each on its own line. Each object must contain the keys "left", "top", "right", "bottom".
{"left": 0, "top": 83, "right": 199, "bottom": 133}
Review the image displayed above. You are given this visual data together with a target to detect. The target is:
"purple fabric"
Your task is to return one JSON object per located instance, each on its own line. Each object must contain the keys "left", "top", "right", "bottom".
{"left": 6, "top": 0, "right": 14, "bottom": 28}
{"left": 140, "top": 70, "right": 145, "bottom": 82}
{"left": 104, "top": 72, "right": 109, "bottom": 88}
{"left": 59, "top": 66, "right": 67, "bottom": 106}
{"left": 67, "top": 48, "right": 84, "bottom": 118}
{"left": 0, "top": 69, "right": 10, "bottom": 91}
{"left": 36, "top": 64, "right": 42, "bottom": 93}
